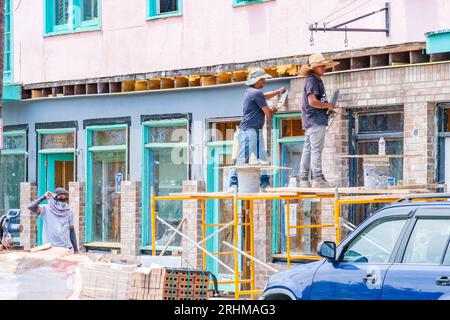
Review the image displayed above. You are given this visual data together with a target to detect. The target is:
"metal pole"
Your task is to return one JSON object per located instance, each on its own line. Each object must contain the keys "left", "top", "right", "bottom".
{"left": 156, "top": 216, "right": 235, "bottom": 273}
{"left": 159, "top": 218, "right": 186, "bottom": 256}
{"left": 223, "top": 241, "right": 278, "bottom": 273}
{"left": 334, "top": 194, "right": 341, "bottom": 245}
{"left": 233, "top": 192, "right": 239, "bottom": 300}
{"left": 151, "top": 197, "right": 156, "bottom": 256}
{"left": 249, "top": 200, "right": 255, "bottom": 300}
{"left": 286, "top": 199, "right": 291, "bottom": 268}
{"left": 183, "top": 221, "right": 234, "bottom": 254}
{"left": 201, "top": 199, "right": 206, "bottom": 270}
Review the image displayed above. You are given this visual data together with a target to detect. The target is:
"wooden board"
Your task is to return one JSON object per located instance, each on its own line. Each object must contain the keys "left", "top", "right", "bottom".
{"left": 168, "top": 192, "right": 298, "bottom": 198}
{"left": 265, "top": 187, "right": 431, "bottom": 195}
{"left": 83, "top": 242, "right": 121, "bottom": 249}
{"left": 30, "top": 243, "right": 52, "bottom": 253}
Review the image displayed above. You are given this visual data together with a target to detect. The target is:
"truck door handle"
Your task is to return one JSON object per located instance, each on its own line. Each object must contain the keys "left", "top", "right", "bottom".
{"left": 363, "top": 274, "right": 377, "bottom": 284}
{"left": 436, "top": 276, "right": 450, "bottom": 286}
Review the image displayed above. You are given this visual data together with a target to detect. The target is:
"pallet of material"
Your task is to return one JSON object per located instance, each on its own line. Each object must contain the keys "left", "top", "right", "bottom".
{"left": 77, "top": 262, "right": 136, "bottom": 300}
{"left": 130, "top": 268, "right": 211, "bottom": 300}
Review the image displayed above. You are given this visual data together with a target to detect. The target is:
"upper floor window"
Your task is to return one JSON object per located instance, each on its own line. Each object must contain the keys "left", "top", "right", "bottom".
{"left": 233, "top": 0, "right": 273, "bottom": 7}
{"left": 44, "top": 0, "right": 101, "bottom": 36}
{"left": 148, "top": 0, "right": 182, "bottom": 19}
{"left": 4, "top": 0, "right": 12, "bottom": 82}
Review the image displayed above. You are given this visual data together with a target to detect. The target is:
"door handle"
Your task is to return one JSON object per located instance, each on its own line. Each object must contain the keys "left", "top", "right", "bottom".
{"left": 436, "top": 276, "right": 450, "bottom": 286}
{"left": 363, "top": 274, "right": 377, "bottom": 284}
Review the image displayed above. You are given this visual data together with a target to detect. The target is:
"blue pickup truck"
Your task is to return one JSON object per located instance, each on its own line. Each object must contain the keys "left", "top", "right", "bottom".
{"left": 262, "top": 197, "right": 450, "bottom": 300}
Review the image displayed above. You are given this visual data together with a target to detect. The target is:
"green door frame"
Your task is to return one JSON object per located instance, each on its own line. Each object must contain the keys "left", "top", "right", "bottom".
{"left": 37, "top": 128, "right": 76, "bottom": 245}
{"left": 85, "top": 124, "right": 128, "bottom": 244}
{"left": 141, "top": 119, "right": 189, "bottom": 252}
{"left": 271, "top": 113, "right": 304, "bottom": 254}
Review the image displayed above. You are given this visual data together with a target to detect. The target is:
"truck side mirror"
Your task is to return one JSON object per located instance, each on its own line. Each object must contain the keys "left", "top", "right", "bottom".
{"left": 317, "top": 241, "right": 337, "bottom": 260}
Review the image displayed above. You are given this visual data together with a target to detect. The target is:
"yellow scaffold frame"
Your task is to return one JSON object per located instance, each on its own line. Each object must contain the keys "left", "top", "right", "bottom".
{"left": 150, "top": 191, "right": 444, "bottom": 299}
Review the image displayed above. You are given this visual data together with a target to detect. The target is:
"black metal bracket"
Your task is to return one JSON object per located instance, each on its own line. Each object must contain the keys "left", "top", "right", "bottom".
{"left": 309, "top": 2, "right": 390, "bottom": 36}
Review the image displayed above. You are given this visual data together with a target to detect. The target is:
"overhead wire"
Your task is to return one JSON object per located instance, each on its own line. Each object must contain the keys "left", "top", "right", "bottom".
{"left": 314, "top": 0, "right": 364, "bottom": 24}
{"left": 325, "top": 0, "right": 373, "bottom": 25}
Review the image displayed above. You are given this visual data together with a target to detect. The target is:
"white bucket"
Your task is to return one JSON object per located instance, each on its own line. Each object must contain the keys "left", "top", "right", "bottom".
{"left": 363, "top": 159, "right": 390, "bottom": 189}
{"left": 237, "top": 167, "right": 260, "bottom": 193}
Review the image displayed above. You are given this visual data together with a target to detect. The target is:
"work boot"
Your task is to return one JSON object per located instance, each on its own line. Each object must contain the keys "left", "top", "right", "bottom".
{"left": 298, "top": 177, "right": 311, "bottom": 188}
{"left": 311, "top": 176, "right": 334, "bottom": 188}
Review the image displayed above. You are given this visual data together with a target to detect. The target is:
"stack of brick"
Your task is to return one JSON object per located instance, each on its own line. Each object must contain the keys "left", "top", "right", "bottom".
{"left": 78, "top": 262, "right": 136, "bottom": 300}
{"left": 130, "top": 268, "right": 211, "bottom": 300}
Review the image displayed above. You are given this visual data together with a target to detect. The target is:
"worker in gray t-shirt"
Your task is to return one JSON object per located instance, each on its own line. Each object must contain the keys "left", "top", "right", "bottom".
{"left": 298, "top": 53, "right": 339, "bottom": 188}
{"left": 229, "top": 68, "right": 286, "bottom": 191}
{"left": 28, "top": 188, "right": 79, "bottom": 252}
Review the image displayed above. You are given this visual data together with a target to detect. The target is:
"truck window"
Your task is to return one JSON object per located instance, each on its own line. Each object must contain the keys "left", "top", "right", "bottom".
{"left": 402, "top": 218, "right": 450, "bottom": 265}
{"left": 341, "top": 218, "right": 407, "bottom": 263}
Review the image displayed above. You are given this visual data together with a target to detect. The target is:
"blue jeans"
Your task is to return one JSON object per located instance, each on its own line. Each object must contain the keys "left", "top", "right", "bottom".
{"left": 229, "top": 129, "right": 270, "bottom": 188}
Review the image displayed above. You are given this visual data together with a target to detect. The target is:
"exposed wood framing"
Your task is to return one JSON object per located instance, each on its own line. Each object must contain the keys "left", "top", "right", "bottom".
{"left": 19, "top": 42, "right": 449, "bottom": 101}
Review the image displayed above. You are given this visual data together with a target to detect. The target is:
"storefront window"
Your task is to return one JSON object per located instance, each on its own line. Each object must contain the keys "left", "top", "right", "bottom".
{"left": 143, "top": 119, "right": 189, "bottom": 250}
{"left": 87, "top": 125, "right": 128, "bottom": 243}
{"left": 350, "top": 110, "right": 404, "bottom": 225}
{"left": 272, "top": 114, "right": 321, "bottom": 257}
{"left": 0, "top": 131, "right": 27, "bottom": 245}
{"left": 92, "top": 151, "right": 126, "bottom": 242}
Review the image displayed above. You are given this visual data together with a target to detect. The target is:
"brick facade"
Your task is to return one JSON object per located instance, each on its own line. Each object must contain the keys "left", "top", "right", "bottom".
{"left": 69, "top": 182, "right": 85, "bottom": 247}
{"left": 181, "top": 181, "right": 205, "bottom": 269}
{"left": 120, "top": 181, "right": 142, "bottom": 262}
{"left": 20, "top": 182, "right": 37, "bottom": 250}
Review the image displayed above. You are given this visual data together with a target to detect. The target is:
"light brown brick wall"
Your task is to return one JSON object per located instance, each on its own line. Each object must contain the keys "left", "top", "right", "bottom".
{"left": 69, "top": 181, "right": 85, "bottom": 247}
{"left": 20, "top": 182, "right": 37, "bottom": 250}
{"left": 120, "top": 181, "right": 142, "bottom": 261}
{"left": 181, "top": 180, "right": 205, "bottom": 269}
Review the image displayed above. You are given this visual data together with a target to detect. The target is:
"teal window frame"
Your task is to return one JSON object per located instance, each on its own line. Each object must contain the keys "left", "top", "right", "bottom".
{"left": 85, "top": 124, "right": 129, "bottom": 244}
{"left": 44, "top": 0, "right": 101, "bottom": 36}
{"left": 271, "top": 113, "right": 304, "bottom": 255}
{"left": 3, "top": 0, "right": 12, "bottom": 83}
{"left": 36, "top": 128, "right": 77, "bottom": 245}
{"left": 0, "top": 130, "right": 27, "bottom": 246}
{"left": 147, "top": 0, "right": 183, "bottom": 20}
{"left": 233, "top": 0, "right": 273, "bottom": 7}
{"left": 141, "top": 119, "right": 189, "bottom": 253}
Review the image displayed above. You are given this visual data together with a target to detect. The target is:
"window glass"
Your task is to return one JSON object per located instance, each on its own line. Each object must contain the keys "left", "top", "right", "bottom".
{"left": 357, "top": 112, "right": 404, "bottom": 133}
{"left": 341, "top": 218, "right": 407, "bottom": 263}
{"left": 82, "top": 0, "right": 98, "bottom": 21}
{"left": 149, "top": 126, "right": 187, "bottom": 143}
{"left": 443, "top": 243, "right": 450, "bottom": 265}
{"left": 159, "top": 0, "right": 178, "bottom": 14}
{"left": 280, "top": 118, "right": 304, "bottom": 138}
{"left": 41, "top": 133, "right": 75, "bottom": 149}
{"left": 92, "top": 129, "right": 126, "bottom": 146}
{"left": 3, "top": 134, "right": 25, "bottom": 150}
{"left": 356, "top": 139, "right": 403, "bottom": 186}
{"left": 209, "top": 121, "right": 240, "bottom": 142}
{"left": 0, "top": 154, "right": 26, "bottom": 215}
{"left": 55, "top": 0, "right": 69, "bottom": 26}
{"left": 152, "top": 148, "right": 188, "bottom": 247}
{"left": 402, "top": 219, "right": 450, "bottom": 265}
{"left": 92, "top": 151, "right": 126, "bottom": 242}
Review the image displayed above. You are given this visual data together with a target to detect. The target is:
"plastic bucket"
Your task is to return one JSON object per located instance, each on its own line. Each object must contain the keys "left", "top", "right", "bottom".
{"left": 363, "top": 159, "right": 390, "bottom": 189}
{"left": 237, "top": 167, "right": 260, "bottom": 193}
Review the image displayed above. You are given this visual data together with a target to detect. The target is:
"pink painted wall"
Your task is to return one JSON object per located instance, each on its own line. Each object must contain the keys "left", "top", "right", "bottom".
{"left": 12, "top": 0, "right": 450, "bottom": 85}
